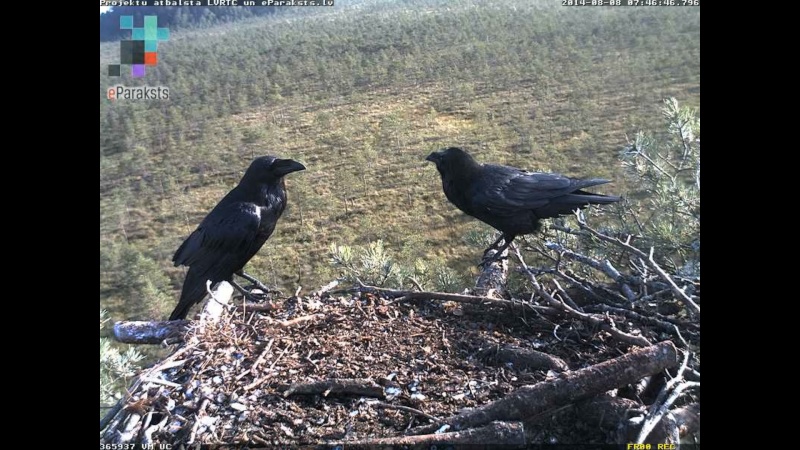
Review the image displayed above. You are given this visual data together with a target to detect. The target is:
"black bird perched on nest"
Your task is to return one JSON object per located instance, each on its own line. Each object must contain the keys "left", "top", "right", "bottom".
{"left": 169, "top": 156, "right": 306, "bottom": 320}
{"left": 425, "top": 147, "right": 620, "bottom": 264}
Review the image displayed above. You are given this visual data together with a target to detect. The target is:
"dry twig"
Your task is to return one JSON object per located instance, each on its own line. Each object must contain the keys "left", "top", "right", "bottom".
{"left": 514, "top": 246, "right": 651, "bottom": 347}
{"left": 572, "top": 212, "right": 700, "bottom": 316}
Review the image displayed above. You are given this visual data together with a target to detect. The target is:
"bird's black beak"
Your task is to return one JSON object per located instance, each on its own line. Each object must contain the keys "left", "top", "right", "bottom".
{"left": 425, "top": 152, "right": 440, "bottom": 163}
{"left": 273, "top": 159, "right": 306, "bottom": 176}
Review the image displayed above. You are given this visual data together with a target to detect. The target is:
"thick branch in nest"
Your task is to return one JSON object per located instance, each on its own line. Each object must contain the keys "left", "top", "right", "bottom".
{"left": 236, "top": 301, "right": 274, "bottom": 312}
{"left": 574, "top": 394, "right": 644, "bottom": 432}
{"left": 113, "top": 320, "right": 190, "bottom": 344}
{"left": 409, "top": 341, "right": 678, "bottom": 435}
{"left": 112, "top": 281, "right": 234, "bottom": 345}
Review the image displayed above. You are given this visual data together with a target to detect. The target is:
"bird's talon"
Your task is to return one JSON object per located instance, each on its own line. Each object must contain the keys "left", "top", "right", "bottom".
{"left": 243, "top": 291, "right": 268, "bottom": 302}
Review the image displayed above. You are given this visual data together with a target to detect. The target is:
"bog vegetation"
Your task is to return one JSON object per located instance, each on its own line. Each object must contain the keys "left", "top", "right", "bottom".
{"left": 99, "top": 0, "right": 700, "bottom": 405}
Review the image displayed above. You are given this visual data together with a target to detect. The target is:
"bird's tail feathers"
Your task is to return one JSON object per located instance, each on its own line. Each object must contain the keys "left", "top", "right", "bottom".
{"left": 168, "top": 298, "right": 195, "bottom": 321}
{"left": 569, "top": 191, "right": 621, "bottom": 205}
{"left": 168, "top": 270, "right": 210, "bottom": 320}
{"left": 567, "top": 179, "right": 621, "bottom": 205}
{"left": 574, "top": 178, "right": 613, "bottom": 189}
{"left": 545, "top": 190, "right": 621, "bottom": 217}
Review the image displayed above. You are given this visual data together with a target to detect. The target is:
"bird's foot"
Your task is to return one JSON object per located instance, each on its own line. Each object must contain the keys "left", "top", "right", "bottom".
{"left": 235, "top": 271, "right": 284, "bottom": 297}
{"left": 232, "top": 280, "right": 276, "bottom": 302}
{"left": 241, "top": 289, "right": 268, "bottom": 302}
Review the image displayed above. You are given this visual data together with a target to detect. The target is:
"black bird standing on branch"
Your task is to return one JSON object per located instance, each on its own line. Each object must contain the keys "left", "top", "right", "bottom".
{"left": 169, "top": 156, "right": 306, "bottom": 320}
{"left": 425, "top": 147, "right": 620, "bottom": 264}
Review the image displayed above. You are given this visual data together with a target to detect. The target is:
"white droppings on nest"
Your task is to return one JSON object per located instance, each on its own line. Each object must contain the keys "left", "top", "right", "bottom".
{"left": 410, "top": 393, "right": 427, "bottom": 402}
{"left": 230, "top": 402, "right": 248, "bottom": 412}
{"left": 385, "top": 386, "right": 402, "bottom": 400}
{"left": 198, "top": 416, "right": 218, "bottom": 432}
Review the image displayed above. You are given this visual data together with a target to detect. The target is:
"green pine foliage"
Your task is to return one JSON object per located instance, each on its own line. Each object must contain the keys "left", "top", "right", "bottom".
{"left": 100, "top": 241, "right": 173, "bottom": 320}
{"left": 329, "top": 240, "right": 468, "bottom": 292}
{"left": 100, "top": 310, "right": 143, "bottom": 417}
{"left": 530, "top": 97, "right": 700, "bottom": 294}
{"left": 618, "top": 98, "right": 699, "bottom": 276}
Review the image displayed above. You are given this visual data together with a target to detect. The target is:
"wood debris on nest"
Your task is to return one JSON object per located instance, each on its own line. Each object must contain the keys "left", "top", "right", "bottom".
{"left": 101, "top": 281, "right": 699, "bottom": 447}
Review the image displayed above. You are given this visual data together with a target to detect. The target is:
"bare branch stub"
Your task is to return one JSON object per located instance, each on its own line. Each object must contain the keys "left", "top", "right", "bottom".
{"left": 113, "top": 320, "right": 190, "bottom": 344}
{"left": 475, "top": 246, "right": 509, "bottom": 297}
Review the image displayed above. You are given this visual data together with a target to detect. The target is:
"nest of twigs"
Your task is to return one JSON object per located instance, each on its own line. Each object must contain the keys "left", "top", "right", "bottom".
{"left": 100, "top": 273, "right": 699, "bottom": 447}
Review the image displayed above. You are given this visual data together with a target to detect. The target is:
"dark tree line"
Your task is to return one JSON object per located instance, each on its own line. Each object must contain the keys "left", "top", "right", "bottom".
{"left": 100, "top": 6, "right": 282, "bottom": 42}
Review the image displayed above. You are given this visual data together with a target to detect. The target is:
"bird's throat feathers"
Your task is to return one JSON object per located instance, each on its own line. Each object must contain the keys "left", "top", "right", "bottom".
{"left": 231, "top": 178, "right": 287, "bottom": 208}
{"left": 440, "top": 153, "right": 480, "bottom": 183}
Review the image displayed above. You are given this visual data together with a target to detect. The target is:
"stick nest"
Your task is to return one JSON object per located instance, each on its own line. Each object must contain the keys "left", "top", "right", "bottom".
{"left": 101, "top": 285, "right": 699, "bottom": 447}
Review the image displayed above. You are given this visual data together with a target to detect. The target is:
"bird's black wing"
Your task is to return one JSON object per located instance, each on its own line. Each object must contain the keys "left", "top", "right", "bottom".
{"left": 173, "top": 202, "right": 261, "bottom": 268}
{"left": 472, "top": 166, "right": 573, "bottom": 214}
{"left": 473, "top": 165, "right": 616, "bottom": 217}
{"left": 169, "top": 202, "right": 261, "bottom": 320}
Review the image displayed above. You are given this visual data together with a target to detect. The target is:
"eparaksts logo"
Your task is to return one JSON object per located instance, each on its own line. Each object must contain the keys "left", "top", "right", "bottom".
{"left": 108, "top": 15, "right": 169, "bottom": 78}
{"left": 107, "top": 85, "right": 170, "bottom": 101}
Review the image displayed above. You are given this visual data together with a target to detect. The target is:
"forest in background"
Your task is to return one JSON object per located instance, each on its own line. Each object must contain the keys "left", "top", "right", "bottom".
{"left": 99, "top": 0, "right": 700, "bottom": 323}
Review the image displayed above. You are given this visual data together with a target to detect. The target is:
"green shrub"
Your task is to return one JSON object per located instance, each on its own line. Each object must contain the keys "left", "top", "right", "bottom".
{"left": 100, "top": 309, "right": 143, "bottom": 417}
